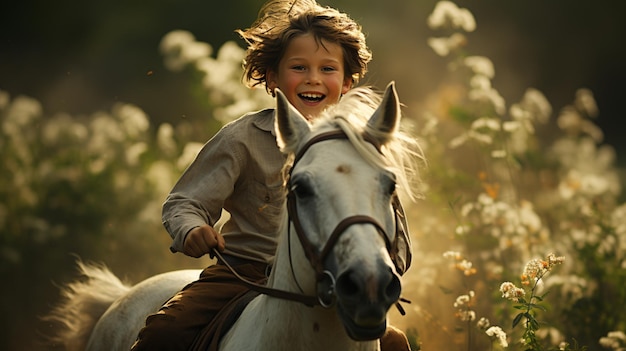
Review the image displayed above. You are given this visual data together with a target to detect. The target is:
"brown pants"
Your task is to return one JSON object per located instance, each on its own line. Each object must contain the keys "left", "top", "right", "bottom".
{"left": 131, "top": 262, "right": 266, "bottom": 350}
{"left": 131, "top": 262, "right": 410, "bottom": 351}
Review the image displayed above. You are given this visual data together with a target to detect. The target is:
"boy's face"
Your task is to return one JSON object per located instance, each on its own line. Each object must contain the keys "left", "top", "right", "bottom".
{"left": 268, "top": 33, "right": 352, "bottom": 120}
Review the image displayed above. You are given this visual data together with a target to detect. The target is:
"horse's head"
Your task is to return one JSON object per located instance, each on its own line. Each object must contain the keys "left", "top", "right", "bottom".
{"left": 274, "top": 83, "right": 409, "bottom": 341}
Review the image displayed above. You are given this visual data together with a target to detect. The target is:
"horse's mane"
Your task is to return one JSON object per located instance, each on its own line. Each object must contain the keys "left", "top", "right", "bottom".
{"left": 289, "top": 86, "right": 425, "bottom": 201}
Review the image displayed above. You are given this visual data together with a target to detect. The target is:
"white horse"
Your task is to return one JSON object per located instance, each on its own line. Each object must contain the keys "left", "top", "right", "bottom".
{"left": 47, "top": 82, "right": 420, "bottom": 351}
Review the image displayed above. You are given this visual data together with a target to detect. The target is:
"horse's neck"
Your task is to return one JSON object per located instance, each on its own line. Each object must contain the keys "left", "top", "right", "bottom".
{"left": 257, "top": 238, "right": 347, "bottom": 347}
{"left": 249, "top": 295, "right": 360, "bottom": 350}
{"left": 219, "top": 228, "right": 379, "bottom": 351}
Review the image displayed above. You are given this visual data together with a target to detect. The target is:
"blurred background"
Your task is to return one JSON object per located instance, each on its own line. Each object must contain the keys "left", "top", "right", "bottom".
{"left": 1, "top": 0, "right": 625, "bottom": 350}
{"left": 2, "top": 0, "right": 625, "bottom": 161}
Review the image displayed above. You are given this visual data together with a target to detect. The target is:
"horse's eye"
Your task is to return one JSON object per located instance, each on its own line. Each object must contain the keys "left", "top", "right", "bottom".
{"left": 382, "top": 172, "right": 396, "bottom": 196}
{"left": 290, "top": 178, "right": 314, "bottom": 199}
{"left": 388, "top": 181, "right": 396, "bottom": 196}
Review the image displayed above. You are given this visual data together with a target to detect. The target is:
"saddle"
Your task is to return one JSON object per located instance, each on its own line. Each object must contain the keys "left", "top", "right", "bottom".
{"left": 189, "top": 288, "right": 261, "bottom": 351}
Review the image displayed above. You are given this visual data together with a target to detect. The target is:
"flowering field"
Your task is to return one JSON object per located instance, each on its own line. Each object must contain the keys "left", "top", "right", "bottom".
{"left": 1, "top": 1, "right": 624, "bottom": 350}
{"left": 399, "top": 2, "right": 626, "bottom": 350}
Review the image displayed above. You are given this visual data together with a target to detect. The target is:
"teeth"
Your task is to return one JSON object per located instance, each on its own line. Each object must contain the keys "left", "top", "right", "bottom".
{"left": 300, "top": 93, "right": 324, "bottom": 100}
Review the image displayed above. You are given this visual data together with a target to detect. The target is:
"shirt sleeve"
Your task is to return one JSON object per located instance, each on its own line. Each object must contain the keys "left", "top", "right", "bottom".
{"left": 162, "top": 123, "right": 245, "bottom": 253}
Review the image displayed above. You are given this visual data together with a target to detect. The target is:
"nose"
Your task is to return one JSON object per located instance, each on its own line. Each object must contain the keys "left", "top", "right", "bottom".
{"left": 306, "top": 70, "right": 321, "bottom": 85}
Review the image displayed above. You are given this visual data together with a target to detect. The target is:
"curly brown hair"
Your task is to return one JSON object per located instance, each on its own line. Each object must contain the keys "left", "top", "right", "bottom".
{"left": 237, "top": 0, "right": 372, "bottom": 93}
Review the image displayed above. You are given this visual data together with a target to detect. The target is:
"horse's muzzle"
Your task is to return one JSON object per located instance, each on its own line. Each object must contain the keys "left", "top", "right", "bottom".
{"left": 334, "top": 260, "right": 401, "bottom": 340}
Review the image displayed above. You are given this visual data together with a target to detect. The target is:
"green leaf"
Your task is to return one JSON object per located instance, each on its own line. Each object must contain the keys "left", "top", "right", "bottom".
{"left": 527, "top": 303, "right": 546, "bottom": 312}
{"left": 530, "top": 317, "right": 540, "bottom": 330}
{"left": 449, "top": 105, "right": 475, "bottom": 124}
{"left": 512, "top": 312, "right": 524, "bottom": 328}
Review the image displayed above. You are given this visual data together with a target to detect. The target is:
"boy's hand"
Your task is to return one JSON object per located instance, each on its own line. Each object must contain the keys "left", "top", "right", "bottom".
{"left": 183, "top": 225, "right": 226, "bottom": 258}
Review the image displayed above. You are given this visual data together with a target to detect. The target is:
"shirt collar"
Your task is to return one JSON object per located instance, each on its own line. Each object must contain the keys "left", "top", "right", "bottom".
{"left": 252, "top": 108, "right": 276, "bottom": 136}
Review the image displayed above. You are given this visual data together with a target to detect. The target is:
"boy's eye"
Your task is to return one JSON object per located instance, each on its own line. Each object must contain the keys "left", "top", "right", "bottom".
{"left": 291, "top": 65, "right": 306, "bottom": 71}
{"left": 322, "top": 66, "right": 336, "bottom": 72}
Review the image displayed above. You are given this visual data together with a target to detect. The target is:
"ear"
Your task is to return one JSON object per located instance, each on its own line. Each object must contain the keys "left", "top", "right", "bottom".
{"left": 367, "top": 82, "right": 401, "bottom": 144}
{"left": 267, "top": 70, "right": 278, "bottom": 95}
{"left": 275, "top": 88, "right": 310, "bottom": 152}
{"left": 341, "top": 77, "right": 352, "bottom": 95}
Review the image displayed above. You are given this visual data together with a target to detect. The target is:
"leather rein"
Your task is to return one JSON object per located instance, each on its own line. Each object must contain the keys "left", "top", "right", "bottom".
{"left": 214, "top": 130, "right": 394, "bottom": 308}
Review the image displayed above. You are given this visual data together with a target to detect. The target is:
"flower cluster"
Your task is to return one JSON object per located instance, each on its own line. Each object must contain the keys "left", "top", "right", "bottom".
{"left": 427, "top": 1, "right": 475, "bottom": 57}
{"left": 159, "top": 30, "right": 273, "bottom": 124}
{"left": 453, "top": 291, "right": 476, "bottom": 322}
{"left": 521, "top": 253, "right": 565, "bottom": 286}
{"left": 443, "top": 251, "right": 477, "bottom": 276}
{"left": 0, "top": 88, "right": 208, "bottom": 271}
{"left": 499, "top": 282, "right": 526, "bottom": 302}
{"left": 599, "top": 331, "right": 626, "bottom": 351}
{"left": 486, "top": 326, "right": 509, "bottom": 348}
{"left": 458, "top": 192, "right": 545, "bottom": 264}
{"left": 413, "top": 2, "right": 626, "bottom": 349}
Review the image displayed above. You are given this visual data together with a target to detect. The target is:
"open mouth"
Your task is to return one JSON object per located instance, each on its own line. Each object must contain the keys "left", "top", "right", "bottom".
{"left": 299, "top": 92, "right": 325, "bottom": 103}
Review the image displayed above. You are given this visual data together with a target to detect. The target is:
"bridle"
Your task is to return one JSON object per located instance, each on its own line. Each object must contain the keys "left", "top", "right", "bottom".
{"left": 286, "top": 130, "right": 394, "bottom": 306}
{"left": 214, "top": 130, "right": 396, "bottom": 308}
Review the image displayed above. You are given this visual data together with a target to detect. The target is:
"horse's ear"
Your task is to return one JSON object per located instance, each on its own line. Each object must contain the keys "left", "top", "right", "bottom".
{"left": 367, "top": 82, "right": 400, "bottom": 144}
{"left": 275, "top": 88, "right": 310, "bottom": 152}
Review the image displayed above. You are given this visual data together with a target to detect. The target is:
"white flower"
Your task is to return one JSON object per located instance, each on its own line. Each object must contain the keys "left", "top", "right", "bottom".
{"left": 2, "top": 95, "right": 42, "bottom": 136}
{"left": 160, "top": 30, "right": 213, "bottom": 71}
{"left": 428, "top": 1, "right": 476, "bottom": 32}
{"left": 499, "top": 282, "right": 525, "bottom": 302}
{"left": 448, "top": 132, "right": 469, "bottom": 148}
{"left": 486, "top": 326, "right": 508, "bottom": 347}
{"left": 443, "top": 251, "right": 462, "bottom": 260}
{"left": 42, "top": 113, "right": 88, "bottom": 146}
{"left": 575, "top": 88, "right": 598, "bottom": 118}
{"left": 460, "top": 202, "right": 474, "bottom": 217}
{"left": 522, "top": 88, "right": 552, "bottom": 123}
{"left": 458, "top": 309, "right": 476, "bottom": 321}
{"left": 427, "top": 33, "right": 467, "bottom": 57}
{"left": 125, "top": 142, "right": 148, "bottom": 166}
{"left": 157, "top": 123, "right": 178, "bottom": 156}
{"left": 114, "top": 103, "right": 150, "bottom": 139}
{"left": 468, "top": 87, "right": 506, "bottom": 115}
{"left": 502, "top": 121, "right": 520, "bottom": 132}
{"left": 599, "top": 330, "right": 626, "bottom": 350}
{"left": 455, "top": 224, "right": 470, "bottom": 235}
{"left": 491, "top": 149, "right": 507, "bottom": 158}
{"left": 470, "top": 74, "right": 492, "bottom": 90}
{"left": 607, "top": 331, "right": 626, "bottom": 341}
{"left": 557, "top": 106, "right": 603, "bottom": 141}
{"left": 453, "top": 293, "right": 471, "bottom": 307}
{"left": 464, "top": 56, "right": 495, "bottom": 78}
{"left": 477, "top": 317, "right": 490, "bottom": 329}
{"left": 468, "top": 130, "right": 494, "bottom": 144}
{"left": 146, "top": 160, "right": 177, "bottom": 196}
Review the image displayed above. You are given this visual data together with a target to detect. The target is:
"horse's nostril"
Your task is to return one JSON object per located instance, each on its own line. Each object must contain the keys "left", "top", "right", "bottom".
{"left": 336, "top": 266, "right": 401, "bottom": 305}
{"left": 336, "top": 270, "right": 360, "bottom": 299}
{"left": 385, "top": 273, "right": 401, "bottom": 301}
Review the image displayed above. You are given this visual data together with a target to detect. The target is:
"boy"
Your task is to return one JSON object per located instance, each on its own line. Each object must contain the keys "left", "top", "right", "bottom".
{"left": 131, "top": 1, "right": 411, "bottom": 350}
